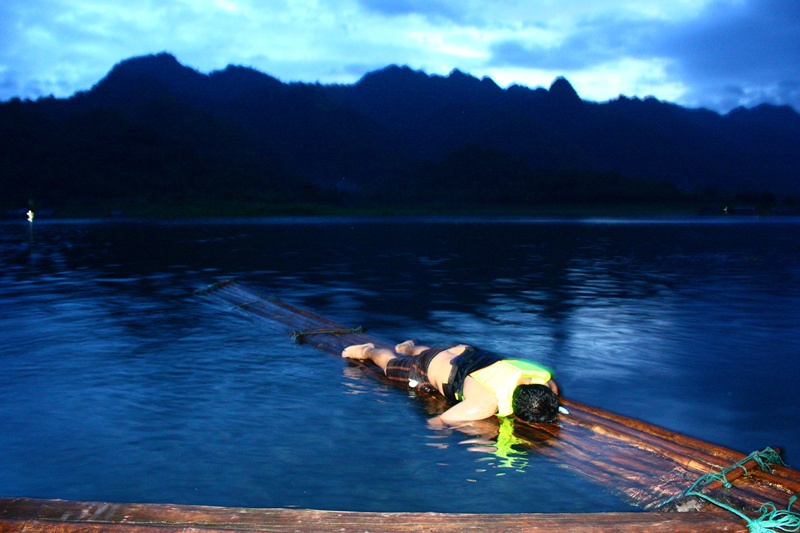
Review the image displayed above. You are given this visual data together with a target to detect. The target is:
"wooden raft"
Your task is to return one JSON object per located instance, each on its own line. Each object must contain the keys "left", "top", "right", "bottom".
{"left": 196, "top": 281, "right": 800, "bottom": 514}
{"left": 0, "top": 497, "right": 748, "bottom": 533}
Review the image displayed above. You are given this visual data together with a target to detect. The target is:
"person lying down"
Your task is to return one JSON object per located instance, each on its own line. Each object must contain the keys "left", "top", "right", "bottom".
{"left": 342, "top": 340, "right": 562, "bottom": 428}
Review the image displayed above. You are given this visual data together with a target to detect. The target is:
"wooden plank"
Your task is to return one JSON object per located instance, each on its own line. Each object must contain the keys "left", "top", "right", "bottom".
{"left": 0, "top": 498, "right": 748, "bottom": 533}
{"left": 196, "top": 281, "right": 800, "bottom": 512}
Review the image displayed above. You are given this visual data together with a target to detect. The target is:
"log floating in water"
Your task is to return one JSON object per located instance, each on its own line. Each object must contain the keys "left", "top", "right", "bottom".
{"left": 196, "top": 281, "right": 800, "bottom": 513}
{"left": 562, "top": 402, "right": 800, "bottom": 507}
{"left": 566, "top": 401, "right": 800, "bottom": 493}
{"left": 0, "top": 498, "right": 749, "bottom": 533}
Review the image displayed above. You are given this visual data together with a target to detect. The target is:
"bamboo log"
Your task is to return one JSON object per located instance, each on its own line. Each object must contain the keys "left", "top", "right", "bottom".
{"left": 560, "top": 407, "right": 800, "bottom": 513}
{"left": 518, "top": 425, "right": 693, "bottom": 508}
{"left": 523, "top": 401, "right": 792, "bottom": 510}
{"left": 197, "top": 281, "right": 800, "bottom": 512}
{"left": 563, "top": 401, "right": 800, "bottom": 504}
{"left": 566, "top": 400, "right": 800, "bottom": 490}
{"left": 0, "top": 498, "right": 749, "bottom": 533}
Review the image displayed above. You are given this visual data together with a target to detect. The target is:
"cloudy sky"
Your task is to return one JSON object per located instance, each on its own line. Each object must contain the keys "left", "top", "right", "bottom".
{"left": 2, "top": 0, "right": 799, "bottom": 113}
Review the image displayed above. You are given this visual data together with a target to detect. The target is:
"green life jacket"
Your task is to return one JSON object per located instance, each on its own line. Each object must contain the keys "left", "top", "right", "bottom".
{"left": 468, "top": 359, "right": 552, "bottom": 416}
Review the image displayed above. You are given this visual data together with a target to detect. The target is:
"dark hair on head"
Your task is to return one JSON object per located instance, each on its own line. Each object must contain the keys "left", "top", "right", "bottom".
{"left": 512, "top": 384, "right": 560, "bottom": 423}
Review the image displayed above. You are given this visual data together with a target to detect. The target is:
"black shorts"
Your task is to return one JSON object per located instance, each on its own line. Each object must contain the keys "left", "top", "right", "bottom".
{"left": 442, "top": 346, "right": 501, "bottom": 402}
{"left": 384, "top": 346, "right": 448, "bottom": 394}
{"left": 385, "top": 345, "right": 501, "bottom": 401}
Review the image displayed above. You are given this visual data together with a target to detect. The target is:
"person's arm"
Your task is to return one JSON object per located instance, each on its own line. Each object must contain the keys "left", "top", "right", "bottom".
{"left": 521, "top": 377, "right": 559, "bottom": 395}
{"left": 429, "top": 376, "right": 498, "bottom": 427}
{"left": 429, "top": 397, "right": 498, "bottom": 428}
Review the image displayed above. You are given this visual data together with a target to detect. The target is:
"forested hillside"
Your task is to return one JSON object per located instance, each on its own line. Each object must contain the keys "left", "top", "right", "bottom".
{"left": 2, "top": 53, "right": 798, "bottom": 215}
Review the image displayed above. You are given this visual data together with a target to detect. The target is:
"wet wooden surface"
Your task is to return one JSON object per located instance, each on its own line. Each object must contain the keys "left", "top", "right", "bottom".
{"left": 0, "top": 498, "right": 748, "bottom": 533}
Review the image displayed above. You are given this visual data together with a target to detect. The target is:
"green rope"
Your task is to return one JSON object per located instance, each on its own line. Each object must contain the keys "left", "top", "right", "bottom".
{"left": 291, "top": 326, "right": 364, "bottom": 342}
{"left": 749, "top": 497, "right": 800, "bottom": 533}
{"left": 684, "top": 493, "right": 800, "bottom": 533}
{"left": 660, "top": 447, "right": 800, "bottom": 532}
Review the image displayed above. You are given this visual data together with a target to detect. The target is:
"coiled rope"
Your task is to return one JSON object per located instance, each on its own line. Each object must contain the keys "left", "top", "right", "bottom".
{"left": 660, "top": 447, "right": 800, "bottom": 532}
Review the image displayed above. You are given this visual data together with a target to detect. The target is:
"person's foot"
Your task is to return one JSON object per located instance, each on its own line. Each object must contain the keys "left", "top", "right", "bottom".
{"left": 395, "top": 340, "right": 416, "bottom": 355}
{"left": 342, "top": 343, "right": 374, "bottom": 359}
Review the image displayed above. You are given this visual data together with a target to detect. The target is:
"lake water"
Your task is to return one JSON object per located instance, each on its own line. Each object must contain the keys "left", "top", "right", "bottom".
{"left": 1, "top": 216, "right": 799, "bottom": 513}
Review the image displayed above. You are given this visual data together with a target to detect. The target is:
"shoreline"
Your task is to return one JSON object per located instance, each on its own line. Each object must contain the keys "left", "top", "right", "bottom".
{"left": 4, "top": 199, "right": 777, "bottom": 220}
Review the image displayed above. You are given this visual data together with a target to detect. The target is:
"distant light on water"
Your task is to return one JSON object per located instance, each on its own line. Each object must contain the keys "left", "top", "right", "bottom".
{"left": 27, "top": 210, "right": 34, "bottom": 222}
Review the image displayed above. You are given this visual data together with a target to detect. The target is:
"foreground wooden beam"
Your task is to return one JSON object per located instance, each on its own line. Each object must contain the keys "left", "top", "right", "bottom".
{"left": 196, "top": 281, "right": 800, "bottom": 513}
{"left": 0, "top": 498, "right": 748, "bottom": 533}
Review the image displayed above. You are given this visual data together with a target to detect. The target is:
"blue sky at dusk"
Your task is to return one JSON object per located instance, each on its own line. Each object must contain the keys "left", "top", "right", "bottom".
{"left": 2, "top": 0, "right": 799, "bottom": 113}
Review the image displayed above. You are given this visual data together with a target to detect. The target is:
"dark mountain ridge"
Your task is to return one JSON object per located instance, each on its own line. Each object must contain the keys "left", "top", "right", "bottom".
{"left": 2, "top": 52, "right": 799, "bottom": 213}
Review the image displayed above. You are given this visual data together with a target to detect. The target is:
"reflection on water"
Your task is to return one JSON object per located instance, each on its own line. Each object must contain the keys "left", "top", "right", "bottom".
{"left": 1, "top": 216, "right": 799, "bottom": 513}
{"left": 473, "top": 418, "right": 535, "bottom": 471}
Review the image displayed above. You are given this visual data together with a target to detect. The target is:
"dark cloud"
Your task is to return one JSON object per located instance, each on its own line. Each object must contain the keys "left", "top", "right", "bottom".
{"left": 489, "top": 15, "right": 663, "bottom": 71}
{"left": 1, "top": 0, "right": 798, "bottom": 112}
{"left": 0, "top": 73, "right": 19, "bottom": 95}
{"left": 661, "top": 2, "right": 799, "bottom": 78}
{"left": 487, "top": 0, "right": 800, "bottom": 112}
{"left": 658, "top": 0, "right": 800, "bottom": 110}
{"left": 357, "top": 0, "right": 466, "bottom": 23}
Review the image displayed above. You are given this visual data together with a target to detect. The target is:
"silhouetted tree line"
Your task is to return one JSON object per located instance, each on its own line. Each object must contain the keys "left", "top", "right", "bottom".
{"left": 356, "top": 145, "right": 688, "bottom": 208}
{"left": 1, "top": 53, "right": 798, "bottom": 214}
{"left": 0, "top": 97, "right": 318, "bottom": 208}
{"left": 0, "top": 96, "right": 684, "bottom": 212}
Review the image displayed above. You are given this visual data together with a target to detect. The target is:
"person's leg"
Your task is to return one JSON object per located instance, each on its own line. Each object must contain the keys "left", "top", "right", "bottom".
{"left": 395, "top": 340, "right": 430, "bottom": 356}
{"left": 342, "top": 342, "right": 435, "bottom": 389}
{"left": 342, "top": 343, "right": 397, "bottom": 371}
